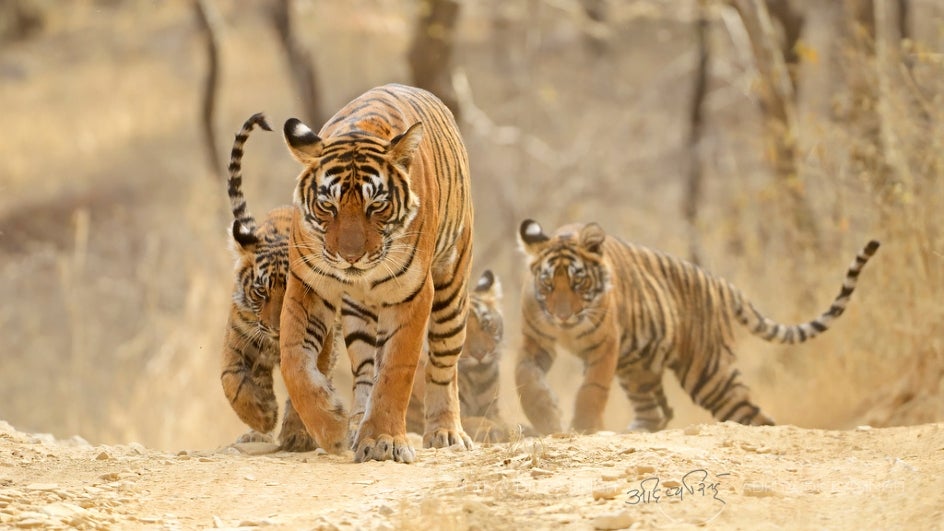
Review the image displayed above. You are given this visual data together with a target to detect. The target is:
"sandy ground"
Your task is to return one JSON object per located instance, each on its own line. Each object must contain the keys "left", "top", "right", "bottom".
{"left": 2, "top": 420, "right": 942, "bottom": 530}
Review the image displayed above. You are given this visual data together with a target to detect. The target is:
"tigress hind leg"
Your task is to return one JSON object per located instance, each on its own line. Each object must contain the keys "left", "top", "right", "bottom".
{"left": 341, "top": 297, "right": 378, "bottom": 440}
{"left": 422, "top": 281, "right": 473, "bottom": 451}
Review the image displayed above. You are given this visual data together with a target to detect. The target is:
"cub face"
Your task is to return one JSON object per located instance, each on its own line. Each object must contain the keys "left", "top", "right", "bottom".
{"left": 460, "top": 270, "right": 503, "bottom": 368}
{"left": 230, "top": 214, "right": 290, "bottom": 340}
{"left": 518, "top": 219, "right": 610, "bottom": 327}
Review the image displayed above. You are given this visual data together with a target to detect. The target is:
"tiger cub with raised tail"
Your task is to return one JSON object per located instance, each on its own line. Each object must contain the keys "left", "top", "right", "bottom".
{"left": 407, "top": 270, "right": 511, "bottom": 443}
{"left": 219, "top": 113, "right": 335, "bottom": 452}
{"left": 279, "top": 84, "right": 474, "bottom": 463}
{"left": 515, "top": 219, "right": 879, "bottom": 434}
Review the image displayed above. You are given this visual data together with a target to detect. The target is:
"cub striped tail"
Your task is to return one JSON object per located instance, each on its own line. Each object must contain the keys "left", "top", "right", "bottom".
{"left": 734, "top": 240, "right": 880, "bottom": 344}
{"left": 228, "top": 112, "right": 272, "bottom": 247}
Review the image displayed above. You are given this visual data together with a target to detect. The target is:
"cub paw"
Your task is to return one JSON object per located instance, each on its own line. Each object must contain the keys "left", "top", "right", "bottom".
{"left": 626, "top": 418, "right": 666, "bottom": 433}
{"left": 423, "top": 427, "right": 473, "bottom": 450}
{"left": 235, "top": 430, "right": 274, "bottom": 444}
{"left": 278, "top": 399, "right": 318, "bottom": 452}
{"left": 461, "top": 416, "right": 508, "bottom": 444}
{"left": 279, "top": 429, "right": 317, "bottom": 452}
{"left": 354, "top": 434, "right": 415, "bottom": 463}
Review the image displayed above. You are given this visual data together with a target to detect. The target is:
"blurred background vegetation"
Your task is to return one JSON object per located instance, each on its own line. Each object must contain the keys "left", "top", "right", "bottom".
{"left": 0, "top": 0, "right": 941, "bottom": 451}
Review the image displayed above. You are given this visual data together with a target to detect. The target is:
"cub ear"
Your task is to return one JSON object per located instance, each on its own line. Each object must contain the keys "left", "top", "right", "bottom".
{"left": 387, "top": 122, "right": 424, "bottom": 170}
{"left": 231, "top": 219, "right": 259, "bottom": 252}
{"left": 518, "top": 219, "right": 550, "bottom": 255}
{"left": 284, "top": 118, "right": 324, "bottom": 164}
{"left": 474, "top": 270, "right": 503, "bottom": 301}
{"left": 580, "top": 222, "right": 606, "bottom": 255}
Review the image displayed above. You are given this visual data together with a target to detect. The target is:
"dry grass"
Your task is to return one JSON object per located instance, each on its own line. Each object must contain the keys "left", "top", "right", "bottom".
{"left": 0, "top": 0, "right": 941, "bottom": 451}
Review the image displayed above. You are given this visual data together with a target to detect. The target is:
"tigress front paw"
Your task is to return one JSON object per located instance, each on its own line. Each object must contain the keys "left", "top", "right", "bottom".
{"left": 354, "top": 433, "right": 416, "bottom": 463}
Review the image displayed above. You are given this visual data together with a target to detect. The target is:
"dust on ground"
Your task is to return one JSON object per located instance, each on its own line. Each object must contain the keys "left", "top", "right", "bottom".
{"left": 2, "top": 419, "right": 942, "bottom": 530}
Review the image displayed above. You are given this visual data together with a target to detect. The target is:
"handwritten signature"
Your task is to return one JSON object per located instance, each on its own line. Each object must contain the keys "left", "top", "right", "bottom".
{"left": 625, "top": 469, "right": 729, "bottom": 506}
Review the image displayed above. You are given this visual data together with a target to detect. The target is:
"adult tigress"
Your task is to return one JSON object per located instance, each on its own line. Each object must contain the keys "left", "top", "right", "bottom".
{"left": 515, "top": 219, "right": 879, "bottom": 434}
{"left": 280, "top": 84, "right": 474, "bottom": 463}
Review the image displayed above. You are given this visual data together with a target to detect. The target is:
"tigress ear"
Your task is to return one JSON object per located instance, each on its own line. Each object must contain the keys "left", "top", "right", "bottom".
{"left": 387, "top": 122, "right": 424, "bottom": 170}
{"left": 474, "top": 270, "right": 502, "bottom": 301}
{"left": 580, "top": 222, "right": 606, "bottom": 255}
{"left": 231, "top": 220, "right": 258, "bottom": 253}
{"left": 284, "top": 118, "right": 324, "bottom": 164}
{"left": 518, "top": 219, "right": 550, "bottom": 255}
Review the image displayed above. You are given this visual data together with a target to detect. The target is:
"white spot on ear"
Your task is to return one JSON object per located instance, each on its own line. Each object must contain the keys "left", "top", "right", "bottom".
{"left": 293, "top": 121, "right": 314, "bottom": 138}
{"left": 525, "top": 221, "right": 543, "bottom": 237}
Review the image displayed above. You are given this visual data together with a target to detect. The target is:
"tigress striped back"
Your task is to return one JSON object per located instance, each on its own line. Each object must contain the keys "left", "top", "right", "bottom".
{"left": 279, "top": 84, "right": 474, "bottom": 462}
{"left": 515, "top": 219, "right": 879, "bottom": 434}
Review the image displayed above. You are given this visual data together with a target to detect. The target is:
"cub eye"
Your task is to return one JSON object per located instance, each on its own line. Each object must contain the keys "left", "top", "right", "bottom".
{"left": 572, "top": 270, "right": 588, "bottom": 287}
{"left": 251, "top": 284, "right": 268, "bottom": 301}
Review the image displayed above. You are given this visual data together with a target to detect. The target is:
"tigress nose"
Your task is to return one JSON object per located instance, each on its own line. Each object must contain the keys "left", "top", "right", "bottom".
{"left": 338, "top": 223, "right": 367, "bottom": 264}
{"left": 340, "top": 247, "right": 365, "bottom": 264}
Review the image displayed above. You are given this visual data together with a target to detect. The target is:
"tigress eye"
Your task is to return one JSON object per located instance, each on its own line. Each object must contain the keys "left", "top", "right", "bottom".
{"left": 316, "top": 200, "right": 335, "bottom": 213}
{"left": 366, "top": 200, "right": 389, "bottom": 218}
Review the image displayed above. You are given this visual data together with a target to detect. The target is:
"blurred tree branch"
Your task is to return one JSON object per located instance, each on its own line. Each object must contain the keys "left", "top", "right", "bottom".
{"left": 269, "top": 0, "right": 323, "bottom": 126}
{"left": 409, "top": 0, "right": 461, "bottom": 119}
{"left": 684, "top": 0, "right": 711, "bottom": 266}
{"left": 193, "top": 0, "right": 222, "bottom": 180}
{"left": 724, "top": 0, "right": 819, "bottom": 249}
{"left": 0, "top": 0, "right": 43, "bottom": 42}
{"left": 840, "top": 0, "right": 917, "bottom": 210}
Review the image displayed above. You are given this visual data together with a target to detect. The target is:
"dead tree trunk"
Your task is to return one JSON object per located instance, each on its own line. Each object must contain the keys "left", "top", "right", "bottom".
{"left": 408, "top": 0, "right": 461, "bottom": 120}
{"left": 270, "top": 0, "right": 323, "bottom": 126}
{"left": 727, "top": 0, "right": 819, "bottom": 249}
{"left": 683, "top": 0, "right": 711, "bottom": 266}
{"left": 193, "top": 0, "right": 222, "bottom": 180}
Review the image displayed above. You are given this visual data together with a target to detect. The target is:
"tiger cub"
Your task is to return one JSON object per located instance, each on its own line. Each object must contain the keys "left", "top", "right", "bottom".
{"left": 407, "top": 270, "right": 510, "bottom": 443}
{"left": 219, "top": 113, "right": 336, "bottom": 452}
{"left": 515, "top": 219, "right": 879, "bottom": 434}
{"left": 279, "top": 84, "right": 474, "bottom": 463}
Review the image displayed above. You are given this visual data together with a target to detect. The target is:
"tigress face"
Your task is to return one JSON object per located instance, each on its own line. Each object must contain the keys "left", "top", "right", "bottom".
{"left": 283, "top": 118, "right": 423, "bottom": 276}
{"left": 518, "top": 219, "right": 610, "bottom": 327}
{"left": 231, "top": 215, "right": 290, "bottom": 340}
{"left": 460, "top": 270, "right": 504, "bottom": 367}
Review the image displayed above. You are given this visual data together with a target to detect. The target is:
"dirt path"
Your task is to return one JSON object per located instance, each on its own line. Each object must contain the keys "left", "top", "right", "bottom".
{"left": 2, "top": 419, "right": 942, "bottom": 530}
